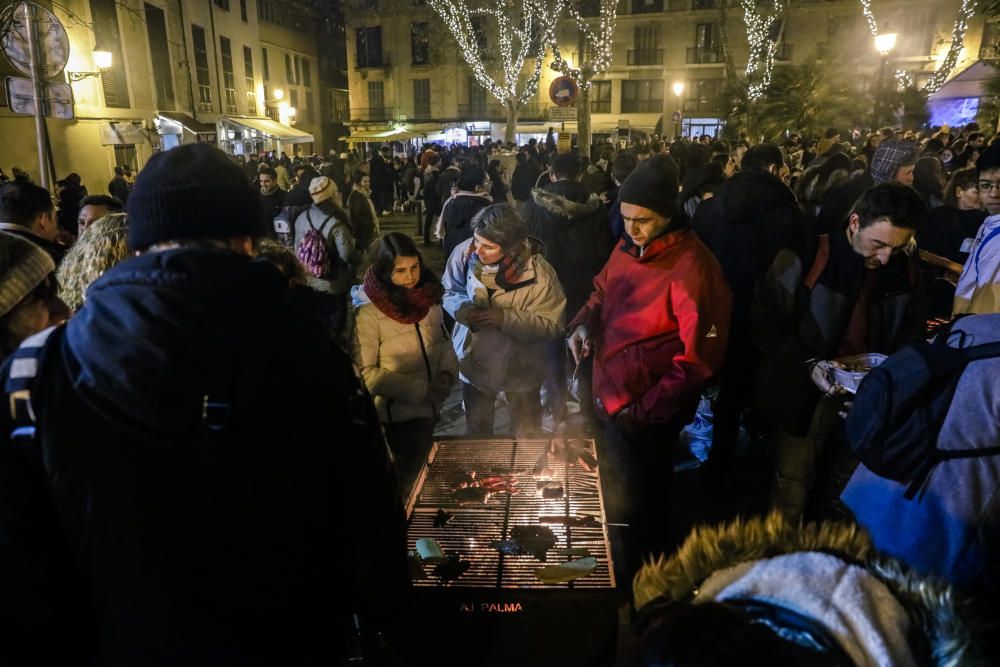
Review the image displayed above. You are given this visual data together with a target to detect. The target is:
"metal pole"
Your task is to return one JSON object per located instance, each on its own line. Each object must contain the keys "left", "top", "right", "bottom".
{"left": 24, "top": 2, "right": 51, "bottom": 190}
{"left": 873, "top": 55, "right": 886, "bottom": 131}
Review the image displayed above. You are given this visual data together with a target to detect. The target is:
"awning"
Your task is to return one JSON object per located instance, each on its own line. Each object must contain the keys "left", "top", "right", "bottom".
{"left": 220, "top": 116, "right": 314, "bottom": 144}
{"left": 156, "top": 111, "right": 215, "bottom": 134}
{"left": 99, "top": 121, "right": 150, "bottom": 146}
{"left": 342, "top": 128, "right": 427, "bottom": 143}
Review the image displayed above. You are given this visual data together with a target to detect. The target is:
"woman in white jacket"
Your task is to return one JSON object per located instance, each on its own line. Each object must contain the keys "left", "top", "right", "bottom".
{"left": 351, "top": 232, "right": 457, "bottom": 495}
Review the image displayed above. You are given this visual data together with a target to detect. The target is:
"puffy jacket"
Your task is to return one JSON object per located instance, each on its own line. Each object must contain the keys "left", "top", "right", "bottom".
{"left": 443, "top": 238, "right": 566, "bottom": 392}
{"left": 569, "top": 230, "right": 732, "bottom": 423}
{"left": 692, "top": 170, "right": 808, "bottom": 322}
{"left": 350, "top": 285, "right": 458, "bottom": 424}
{"left": 440, "top": 191, "right": 492, "bottom": 259}
{"left": 751, "top": 229, "right": 927, "bottom": 435}
{"left": 0, "top": 248, "right": 409, "bottom": 665}
{"left": 519, "top": 181, "right": 614, "bottom": 317}
{"left": 843, "top": 314, "right": 1000, "bottom": 594}
{"left": 293, "top": 203, "right": 361, "bottom": 295}
{"left": 953, "top": 212, "right": 1000, "bottom": 315}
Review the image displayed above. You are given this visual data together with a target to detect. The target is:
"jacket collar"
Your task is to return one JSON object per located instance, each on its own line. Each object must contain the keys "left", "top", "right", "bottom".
{"left": 618, "top": 227, "right": 689, "bottom": 261}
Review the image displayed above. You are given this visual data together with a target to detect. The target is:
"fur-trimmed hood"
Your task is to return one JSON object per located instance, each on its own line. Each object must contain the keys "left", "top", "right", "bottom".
{"left": 529, "top": 181, "right": 601, "bottom": 223}
{"left": 633, "top": 513, "right": 983, "bottom": 667}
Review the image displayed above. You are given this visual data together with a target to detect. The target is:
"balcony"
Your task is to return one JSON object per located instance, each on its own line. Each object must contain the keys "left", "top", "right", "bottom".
{"left": 355, "top": 53, "right": 391, "bottom": 70}
{"left": 349, "top": 106, "right": 396, "bottom": 121}
{"left": 686, "top": 47, "right": 722, "bottom": 64}
{"left": 627, "top": 49, "right": 664, "bottom": 66}
{"left": 456, "top": 102, "right": 545, "bottom": 120}
{"left": 683, "top": 98, "right": 722, "bottom": 113}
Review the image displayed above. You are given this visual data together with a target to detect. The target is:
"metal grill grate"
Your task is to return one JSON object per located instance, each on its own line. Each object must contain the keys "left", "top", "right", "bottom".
{"left": 407, "top": 438, "right": 615, "bottom": 589}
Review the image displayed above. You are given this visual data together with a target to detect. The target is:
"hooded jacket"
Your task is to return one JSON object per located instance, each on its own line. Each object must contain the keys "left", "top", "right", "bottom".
{"left": 0, "top": 248, "right": 409, "bottom": 666}
{"left": 510, "top": 160, "right": 542, "bottom": 202}
{"left": 633, "top": 513, "right": 983, "bottom": 667}
{"left": 350, "top": 284, "right": 458, "bottom": 424}
{"left": 692, "top": 170, "right": 808, "bottom": 322}
{"left": 440, "top": 191, "right": 492, "bottom": 259}
{"left": 519, "top": 180, "right": 614, "bottom": 317}
{"left": 952, "top": 212, "right": 1000, "bottom": 315}
{"left": 569, "top": 229, "right": 731, "bottom": 424}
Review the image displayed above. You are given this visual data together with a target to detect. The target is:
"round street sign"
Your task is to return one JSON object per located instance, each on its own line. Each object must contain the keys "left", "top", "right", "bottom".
{"left": 549, "top": 76, "right": 579, "bottom": 108}
{"left": 671, "top": 111, "right": 682, "bottom": 123}
{"left": 1, "top": 4, "right": 70, "bottom": 80}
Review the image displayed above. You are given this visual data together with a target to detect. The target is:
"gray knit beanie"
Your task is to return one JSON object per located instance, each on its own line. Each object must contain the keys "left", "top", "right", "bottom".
{"left": 0, "top": 232, "right": 55, "bottom": 317}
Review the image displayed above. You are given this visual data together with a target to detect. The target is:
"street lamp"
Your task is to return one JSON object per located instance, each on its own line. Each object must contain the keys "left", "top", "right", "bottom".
{"left": 672, "top": 81, "right": 685, "bottom": 139}
{"left": 67, "top": 46, "right": 113, "bottom": 82}
{"left": 872, "top": 28, "right": 897, "bottom": 129}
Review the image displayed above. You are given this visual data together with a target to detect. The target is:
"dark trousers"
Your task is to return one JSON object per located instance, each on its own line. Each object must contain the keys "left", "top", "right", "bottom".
{"left": 707, "top": 326, "right": 758, "bottom": 475}
{"left": 462, "top": 383, "right": 542, "bottom": 437}
{"left": 383, "top": 417, "right": 435, "bottom": 502}
{"left": 600, "top": 417, "right": 685, "bottom": 581}
{"left": 542, "top": 339, "right": 568, "bottom": 423}
{"left": 423, "top": 202, "right": 440, "bottom": 244}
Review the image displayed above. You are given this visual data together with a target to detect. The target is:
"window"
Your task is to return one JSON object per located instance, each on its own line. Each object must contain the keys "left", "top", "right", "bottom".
{"left": 220, "top": 36, "right": 237, "bottom": 114}
{"left": 578, "top": 0, "right": 601, "bottom": 17}
{"left": 633, "top": 0, "right": 663, "bottom": 14}
{"left": 144, "top": 3, "right": 174, "bottom": 110}
{"left": 329, "top": 89, "right": 349, "bottom": 122}
{"left": 285, "top": 54, "right": 295, "bottom": 84}
{"left": 413, "top": 78, "right": 430, "bottom": 117}
{"left": 290, "top": 88, "right": 298, "bottom": 109}
{"left": 302, "top": 59, "right": 311, "bottom": 87}
{"left": 471, "top": 17, "right": 488, "bottom": 56}
{"left": 411, "top": 22, "right": 430, "bottom": 65}
{"left": 687, "top": 23, "right": 720, "bottom": 63}
{"left": 684, "top": 78, "right": 722, "bottom": 112}
{"left": 355, "top": 27, "right": 384, "bottom": 67}
{"left": 262, "top": 47, "right": 269, "bottom": 80}
{"left": 367, "top": 80, "right": 385, "bottom": 117}
{"left": 621, "top": 79, "right": 663, "bottom": 113}
{"left": 468, "top": 76, "right": 487, "bottom": 115}
{"left": 590, "top": 80, "right": 611, "bottom": 113}
{"left": 243, "top": 46, "right": 256, "bottom": 113}
{"left": 113, "top": 145, "right": 138, "bottom": 172}
{"left": 629, "top": 26, "right": 662, "bottom": 65}
{"left": 305, "top": 90, "right": 313, "bottom": 123}
{"left": 191, "top": 24, "right": 212, "bottom": 109}
{"left": 239, "top": 0, "right": 247, "bottom": 21}
{"left": 213, "top": 0, "right": 229, "bottom": 10}
{"left": 89, "top": 0, "right": 130, "bottom": 108}
{"left": 695, "top": 23, "right": 716, "bottom": 49}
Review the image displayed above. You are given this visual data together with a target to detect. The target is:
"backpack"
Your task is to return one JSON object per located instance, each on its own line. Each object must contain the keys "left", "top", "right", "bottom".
{"left": 296, "top": 210, "right": 338, "bottom": 280}
{"left": 273, "top": 203, "right": 310, "bottom": 249}
{"left": 844, "top": 317, "right": 1000, "bottom": 499}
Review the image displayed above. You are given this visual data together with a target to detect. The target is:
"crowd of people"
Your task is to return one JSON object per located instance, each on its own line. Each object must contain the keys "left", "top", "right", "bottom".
{"left": 0, "top": 118, "right": 997, "bottom": 664}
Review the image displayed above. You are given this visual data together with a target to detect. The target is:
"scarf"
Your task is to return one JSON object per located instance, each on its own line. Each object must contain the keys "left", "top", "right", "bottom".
{"left": 362, "top": 266, "right": 441, "bottom": 324}
{"left": 260, "top": 183, "right": 279, "bottom": 195}
{"left": 465, "top": 239, "right": 534, "bottom": 290}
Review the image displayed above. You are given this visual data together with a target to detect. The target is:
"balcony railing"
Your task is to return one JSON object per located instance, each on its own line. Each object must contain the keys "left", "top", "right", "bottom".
{"left": 627, "top": 49, "right": 664, "bottom": 66}
{"left": 456, "top": 102, "right": 545, "bottom": 120}
{"left": 349, "top": 106, "right": 396, "bottom": 121}
{"left": 355, "top": 53, "right": 391, "bottom": 70}
{"left": 686, "top": 47, "right": 721, "bottom": 64}
{"left": 683, "top": 98, "right": 722, "bottom": 113}
{"left": 621, "top": 99, "right": 663, "bottom": 113}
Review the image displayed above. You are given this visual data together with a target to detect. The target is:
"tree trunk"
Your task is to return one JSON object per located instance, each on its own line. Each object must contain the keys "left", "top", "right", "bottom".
{"left": 577, "top": 83, "right": 591, "bottom": 158}
{"left": 505, "top": 101, "right": 519, "bottom": 145}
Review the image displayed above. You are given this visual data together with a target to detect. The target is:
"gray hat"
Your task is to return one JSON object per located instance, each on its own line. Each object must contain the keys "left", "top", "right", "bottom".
{"left": 0, "top": 232, "right": 55, "bottom": 317}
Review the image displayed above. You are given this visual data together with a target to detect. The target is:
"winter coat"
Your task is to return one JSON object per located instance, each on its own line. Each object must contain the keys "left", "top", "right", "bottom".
{"left": 442, "top": 238, "right": 566, "bottom": 392}
{"left": 918, "top": 206, "right": 986, "bottom": 317}
{"left": 440, "top": 191, "right": 492, "bottom": 259}
{"left": 842, "top": 314, "right": 1000, "bottom": 594}
{"left": 815, "top": 171, "right": 874, "bottom": 235}
{"left": 293, "top": 204, "right": 360, "bottom": 295}
{"left": 750, "top": 229, "right": 927, "bottom": 435}
{"left": 436, "top": 165, "right": 462, "bottom": 203}
{"left": 953, "top": 213, "right": 1000, "bottom": 315}
{"left": 569, "top": 230, "right": 732, "bottom": 424}
{"left": 107, "top": 175, "right": 130, "bottom": 204}
{"left": 0, "top": 248, "right": 409, "bottom": 665}
{"left": 57, "top": 182, "right": 85, "bottom": 235}
{"left": 0, "top": 224, "right": 66, "bottom": 265}
{"left": 421, "top": 166, "right": 442, "bottom": 214}
{"left": 260, "top": 186, "right": 285, "bottom": 225}
{"left": 519, "top": 180, "right": 614, "bottom": 317}
{"left": 633, "top": 513, "right": 982, "bottom": 667}
{"left": 692, "top": 170, "right": 808, "bottom": 322}
{"left": 350, "top": 285, "right": 458, "bottom": 424}
{"left": 510, "top": 161, "right": 542, "bottom": 202}
{"left": 346, "top": 187, "right": 379, "bottom": 253}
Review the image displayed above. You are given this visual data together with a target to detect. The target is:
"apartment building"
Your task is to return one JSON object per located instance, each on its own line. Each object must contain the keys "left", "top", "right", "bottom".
{"left": 0, "top": 0, "right": 329, "bottom": 192}
{"left": 344, "top": 0, "right": 990, "bottom": 143}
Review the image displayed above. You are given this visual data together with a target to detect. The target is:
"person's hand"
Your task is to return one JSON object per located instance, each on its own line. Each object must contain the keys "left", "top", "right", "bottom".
{"left": 467, "top": 308, "right": 503, "bottom": 331}
{"left": 614, "top": 404, "right": 645, "bottom": 435}
{"left": 567, "top": 325, "right": 592, "bottom": 365}
{"left": 809, "top": 360, "right": 847, "bottom": 396}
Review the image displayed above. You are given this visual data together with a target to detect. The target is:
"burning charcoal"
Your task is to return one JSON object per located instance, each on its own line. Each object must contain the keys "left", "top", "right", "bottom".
{"left": 542, "top": 484, "right": 564, "bottom": 499}
{"left": 453, "top": 487, "right": 491, "bottom": 505}
{"left": 489, "top": 539, "right": 529, "bottom": 556}
{"left": 433, "top": 509, "right": 454, "bottom": 528}
{"left": 510, "top": 525, "right": 557, "bottom": 561}
{"left": 434, "top": 553, "right": 471, "bottom": 582}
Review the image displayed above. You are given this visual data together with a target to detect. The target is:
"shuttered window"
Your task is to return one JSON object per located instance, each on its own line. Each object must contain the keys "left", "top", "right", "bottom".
{"left": 89, "top": 0, "right": 130, "bottom": 108}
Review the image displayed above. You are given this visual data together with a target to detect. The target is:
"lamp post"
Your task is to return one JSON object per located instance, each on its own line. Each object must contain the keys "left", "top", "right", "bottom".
{"left": 872, "top": 29, "right": 897, "bottom": 130}
{"left": 672, "top": 81, "right": 685, "bottom": 139}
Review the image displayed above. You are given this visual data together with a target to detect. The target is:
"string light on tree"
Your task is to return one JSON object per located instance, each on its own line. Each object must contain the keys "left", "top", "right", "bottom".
{"left": 742, "top": 0, "right": 784, "bottom": 100}
{"left": 548, "top": 0, "right": 617, "bottom": 91}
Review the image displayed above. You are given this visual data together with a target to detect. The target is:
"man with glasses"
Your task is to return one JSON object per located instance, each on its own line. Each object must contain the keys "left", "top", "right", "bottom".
{"left": 954, "top": 142, "right": 1000, "bottom": 314}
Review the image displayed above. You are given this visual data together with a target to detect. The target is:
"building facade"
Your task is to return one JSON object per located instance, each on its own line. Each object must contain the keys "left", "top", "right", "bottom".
{"left": 343, "top": 0, "right": 991, "bottom": 144}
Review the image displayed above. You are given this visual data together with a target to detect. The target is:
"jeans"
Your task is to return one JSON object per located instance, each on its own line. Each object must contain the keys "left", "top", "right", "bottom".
{"left": 462, "top": 383, "right": 542, "bottom": 437}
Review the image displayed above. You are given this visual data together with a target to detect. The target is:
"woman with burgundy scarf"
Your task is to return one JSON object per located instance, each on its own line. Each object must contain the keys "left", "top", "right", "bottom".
{"left": 350, "top": 233, "right": 457, "bottom": 496}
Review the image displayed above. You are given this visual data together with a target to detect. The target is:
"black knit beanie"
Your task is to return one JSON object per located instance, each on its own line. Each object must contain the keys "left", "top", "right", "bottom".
{"left": 618, "top": 154, "right": 680, "bottom": 221}
{"left": 127, "top": 144, "right": 264, "bottom": 251}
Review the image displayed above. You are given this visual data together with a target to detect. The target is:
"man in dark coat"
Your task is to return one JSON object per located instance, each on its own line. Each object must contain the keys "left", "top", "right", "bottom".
{"left": 0, "top": 144, "right": 409, "bottom": 665}
{"left": 258, "top": 166, "right": 285, "bottom": 227}
{"left": 56, "top": 173, "right": 86, "bottom": 236}
{"left": 510, "top": 151, "right": 541, "bottom": 203}
{"left": 369, "top": 147, "right": 396, "bottom": 214}
{"left": 692, "top": 144, "right": 808, "bottom": 479}
{"left": 107, "top": 166, "right": 131, "bottom": 204}
{"left": 0, "top": 180, "right": 67, "bottom": 264}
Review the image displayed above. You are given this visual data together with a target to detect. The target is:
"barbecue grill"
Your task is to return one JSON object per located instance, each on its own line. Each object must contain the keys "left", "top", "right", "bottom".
{"left": 405, "top": 437, "right": 621, "bottom": 667}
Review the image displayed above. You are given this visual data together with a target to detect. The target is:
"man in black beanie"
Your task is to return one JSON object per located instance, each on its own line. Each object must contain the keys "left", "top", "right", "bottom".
{"left": 0, "top": 144, "right": 410, "bottom": 665}
{"left": 567, "top": 154, "right": 733, "bottom": 582}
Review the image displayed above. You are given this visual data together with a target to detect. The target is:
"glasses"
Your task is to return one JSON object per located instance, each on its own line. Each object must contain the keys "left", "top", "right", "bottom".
{"left": 977, "top": 181, "right": 1000, "bottom": 193}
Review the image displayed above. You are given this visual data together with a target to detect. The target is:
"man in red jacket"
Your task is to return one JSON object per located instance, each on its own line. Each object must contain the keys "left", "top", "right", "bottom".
{"left": 567, "top": 155, "right": 732, "bottom": 579}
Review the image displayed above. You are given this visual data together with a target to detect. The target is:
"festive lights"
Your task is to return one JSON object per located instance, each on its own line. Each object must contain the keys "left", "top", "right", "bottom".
{"left": 742, "top": 0, "right": 784, "bottom": 100}
{"left": 858, "top": 0, "right": 975, "bottom": 95}
{"left": 548, "top": 0, "right": 617, "bottom": 91}
{"left": 429, "top": 0, "right": 561, "bottom": 110}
